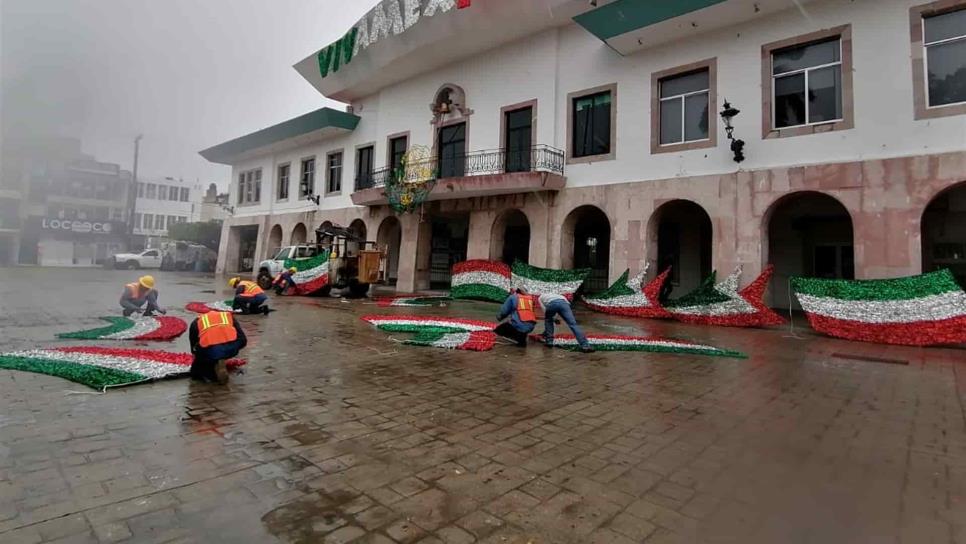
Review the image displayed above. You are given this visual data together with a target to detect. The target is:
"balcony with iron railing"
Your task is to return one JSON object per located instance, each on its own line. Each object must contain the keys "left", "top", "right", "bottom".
{"left": 351, "top": 144, "right": 566, "bottom": 206}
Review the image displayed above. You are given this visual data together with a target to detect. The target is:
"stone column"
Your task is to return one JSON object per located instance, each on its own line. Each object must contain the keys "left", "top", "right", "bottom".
{"left": 395, "top": 214, "right": 432, "bottom": 292}
{"left": 466, "top": 210, "right": 493, "bottom": 260}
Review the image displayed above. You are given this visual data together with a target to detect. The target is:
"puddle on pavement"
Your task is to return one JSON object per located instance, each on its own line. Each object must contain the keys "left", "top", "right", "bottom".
{"left": 262, "top": 489, "right": 358, "bottom": 544}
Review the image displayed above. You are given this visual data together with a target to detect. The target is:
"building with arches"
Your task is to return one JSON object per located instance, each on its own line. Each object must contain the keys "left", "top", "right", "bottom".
{"left": 201, "top": 0, "right": 966, "bottom": 304}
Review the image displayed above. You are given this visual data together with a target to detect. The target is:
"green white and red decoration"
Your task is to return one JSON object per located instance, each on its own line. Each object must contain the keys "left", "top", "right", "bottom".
{"left": 185, "top": 300, "right": 234, "bottom": 314}
{"left": 375, "top": 295, "right": 451, "bottom": 307}
{"left": 362, "top": 315, "right": 497, "bottom": 351}
{"left": 512, "top": 261, "right": 590, "bottom": 300}
{"left": 583, "top": 265, "right": 671, "bottom": 318}
{"left": 284, "top": 252, "right": 330, "bottom": 296}
{"left": 532, "top": 334, "right": 746, "bottom": 359}
{"left": 664, "top": 265, "right": 784, "bottom": 328}
{"left": 0, "top": 347, "right": 246, "bottom": 390}
{"left": 56, "top": 316, "right": 187, "bottom": 341}
{"left": 451, "top": 260, "right": 512, "bottom": 302}
{"left": 791, "top": 269, "right": 966, "bottom": 346}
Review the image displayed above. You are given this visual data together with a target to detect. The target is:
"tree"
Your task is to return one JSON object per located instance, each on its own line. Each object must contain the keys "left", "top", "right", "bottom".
{"left": 167, "top": 221, "right": 222, "bottom": 250}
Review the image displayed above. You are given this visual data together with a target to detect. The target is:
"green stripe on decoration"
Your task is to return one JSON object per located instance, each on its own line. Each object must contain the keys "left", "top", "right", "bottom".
{"left": 450, "top": 284, "right": 512, "bottom": 303}
{"left": 374, "top": 324, "right": 476, "bottom": 335}
{"left": 512, "top": 261, "right": 590, "bottom": 282}
{"left": 0, "top": 355, "right": 146, "bottom": 389}
{"left": 584, "top": 270, "right": 636, "bottom": 300}
{"left": 57, "top": 317, "right": 135, "bottom": 340}
{"left": 664, "top": 272, "right": 732, "bottom": 308}
{"left": 791, "top": 269, "right": 962, "bottom": 301}
{"left": 284, "top": 251, "right": 328, "bottom": 271}
{"left": 554, "top": 343, "right": 747, "bottom": 358}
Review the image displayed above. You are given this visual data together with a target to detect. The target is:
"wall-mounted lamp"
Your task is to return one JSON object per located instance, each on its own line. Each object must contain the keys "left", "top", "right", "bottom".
{"left": 221, "top": 204, "right": 235, "bottom": 216}
{"left": 720, "top": 100, "right": 746, "bottom": 163}
{"left": 300, "top": 182, "right": 321, "bottom": 205}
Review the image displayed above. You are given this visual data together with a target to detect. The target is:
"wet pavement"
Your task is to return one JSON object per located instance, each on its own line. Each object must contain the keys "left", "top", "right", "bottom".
{"left": 1, "top": 267, "right": 965, "bottom": 543}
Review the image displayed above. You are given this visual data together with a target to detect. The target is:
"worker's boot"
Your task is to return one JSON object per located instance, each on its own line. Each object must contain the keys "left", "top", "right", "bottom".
{"left": 213, "top": 360, "right": 229, "bottom": 385}
{"left": 262, "top": 306, "right": 270, "bottom": 315}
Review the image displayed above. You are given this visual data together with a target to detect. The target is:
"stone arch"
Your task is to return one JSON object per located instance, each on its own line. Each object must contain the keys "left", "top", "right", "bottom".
{"left": 347, "top": 218, "right": 368, "bottom": 256}
{"left": 645, "top": 199, "right": 713, "bottom": 297}
{"left": 561, "top": 205, "right": 611, "bottom": 293}
{"left": 291, "top": 223, "right": 308, "bottom": 246}
{"left": 377, "top": 216, "right": 403, "bottom": 285}
{"left": 921, "top": 180, "right": 966, "bottom": 288}
{"left": 268, "top": 225, "right": 283, "bottom": 254}
{"left": 763, "top": 191, "right": 855, "bottom": 309}
{"left": 489, "top": 209, "right": 531, "bottom": 265}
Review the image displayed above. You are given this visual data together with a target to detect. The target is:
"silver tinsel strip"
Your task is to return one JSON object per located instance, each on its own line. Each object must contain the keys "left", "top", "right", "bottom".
{"left": 511, "top": 275, "right": 584, "bottom": 296}
{"left": 668, "top": 298, "right": 755, "bottom": 317}
{"left": 550, "top": 337, "right": 719, "bottom": 351}
{"left": 423, "top": 0, "right": 456, "bottom": 17}
{"left": 293, "top": 261, "right": 328, "bottom": 283}
{"left": 451, "top": 271, "right": 511, "bottom": 290}
{"left": 104, "top": 318, "right": 161, "bottom": 340}
{"left": 365, "top": 317, "right": 493, "bottom": 332}
{"left": 7, "top": 350, "right": 181, "bottom": 380}
{"left": 429, "top": 332, "right": 471, "bottom": 349}
{"left": 796, "top": 291, "right": 966, "bottom": 324}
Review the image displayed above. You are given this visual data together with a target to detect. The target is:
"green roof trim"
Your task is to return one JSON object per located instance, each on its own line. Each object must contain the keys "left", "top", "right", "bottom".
{"left": 573, "top": 0, "right": 727, "bottom": 42}
{"left": 199, "top": 107, "right": 359, "bottom": 164}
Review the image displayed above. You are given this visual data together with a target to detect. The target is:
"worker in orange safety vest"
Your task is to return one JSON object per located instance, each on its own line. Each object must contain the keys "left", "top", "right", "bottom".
{"left": 495, "top": 288, "right": 538, "bottom": 346}
{"left": 119, "top": 275, "right": 166, "bottom": 317}
{"left": 188, "top": 310, "right": 247, "bottom": 384}
{"left": 228, "top": 277, "right": 270, "bottom": 315}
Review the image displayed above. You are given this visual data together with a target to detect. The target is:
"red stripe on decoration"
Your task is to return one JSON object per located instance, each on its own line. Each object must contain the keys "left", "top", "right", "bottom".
{"left": 737, "top": 265, "right": 785, "bottom": 326}
{"left": 461, "top": 331, "right": 496, "bottom": 351}
{"left": 135, "top": 316, "right": 187, "bottom": 341}
{"left": 362, "top": 315, "right": 494, "bottom": 328}
{"left": 457, "top": 0, "right": 472, "bottom": 8}
{"left": 584, "top": 268, "right": 673, "bottom": 318}
{"left": 185, "top": 302, "right": 215, "bottom": 314}
{"left": 452, "top": 260, "right": 511, "bottom": 277}
{"left": 547, "top": 333, "right": 698, "bottom": 345}
{"left": 289, "top": 274, "right": 329, "bottom": 296}
{"left": 52, "top": 347, "right": 247, "bottom": 368}
{"left": 804, "top": 313, "right": 966, "bottom": 346}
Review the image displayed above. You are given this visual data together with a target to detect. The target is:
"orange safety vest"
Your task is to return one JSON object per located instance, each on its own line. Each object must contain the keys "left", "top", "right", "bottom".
{"left": 516, "top": 294, "right": 537, "bottom": 323}
{"left": 125, "top": 282, "right": 144, "bottom": 299}
{"left": 197, "top": 311, "right": 238, "bottom": 348}
{"left": 236, "top": 280, "right": 264, "bottom": 298}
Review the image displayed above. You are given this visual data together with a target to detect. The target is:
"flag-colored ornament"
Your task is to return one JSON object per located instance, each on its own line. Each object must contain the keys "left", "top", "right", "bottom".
{"left": 375, "top": 295, "right": 452, "bottom": 307}
{"left": 664, "top": 265, "right": 784, "bottom": 328}
{"left": 451, "top": 260, "right": 512, "bottom": 303}
{"left": 791, "top": 269, "right": 966, "bottom": 346}
{"left": 56, "top": 316, "right": 187, "bottom": 341}
{"left": 583, "top": 265, "right": 671, "bottom": 318}
{"left": 511, "top": 261, "right": 590, "bottom": 300}
{"left": 283, "top": 252, "right": 330, "bottom": 296}
{"left": 532, "top": 334, "right": 746, "bottom": 359}
{"left": 0, "top": 346, "right": 246, "bottom": 390}
{"left": 362, "top": 315, "right": 497, "bottom": 351}
{"left": 185, "top": 300, "right": 234, "bottom": 314}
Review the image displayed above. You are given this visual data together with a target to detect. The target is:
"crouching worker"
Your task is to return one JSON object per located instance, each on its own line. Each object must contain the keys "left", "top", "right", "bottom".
{"left": 228, "top": 277, "right": 270, "bottom": 315}
{"left": 272, "top": 267, "right": 298, "bottom": 295}
{"left": 120, "top": 275, "right": 166, "bottom": 317}
{"left": 539, "top": 293, "right": 594, "bottom": 353}
{"left": 189, "top": 311, "right": 247, "bottom": 384}
{"left": 495, "top": 288, "right": 538, "bottom": 347}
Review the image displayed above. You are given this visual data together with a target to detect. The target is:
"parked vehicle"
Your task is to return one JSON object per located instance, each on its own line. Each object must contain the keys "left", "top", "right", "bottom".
{"left": 256, "top": 245, "right": 319, "bottom": 289}
{"left": 111, "top": 249, "right": 163, "bottom": 270}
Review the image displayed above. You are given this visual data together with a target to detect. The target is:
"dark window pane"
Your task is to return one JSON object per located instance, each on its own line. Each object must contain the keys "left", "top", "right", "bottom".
{"left": 389, "top": 137, "right": 407, "bottom": 172}
{"left": 924, "top": 9, "right": 966, "bottom": 44}
{"left": 505, "top": 107, "right": 532, "bottom": 173}
{"left": 660, "top": 70, "right": 709, "bottom": 98}
{"left": 774, "top": 73, "right": 806, "bottom": 128}
{"left": 773, "top": 38, "right": 840, "bottom": 74}
{"left": 572, "top": 91, "right": 611, "bottom": 158}
{"left": 927, "top": 39, "right": 966, "bottom": 106}
{"left": 660, "top": 98, "right": 682, "bottom": 144}
{"left": 807, "top": 65, "right": 842, "bottom": 122}
{"left": 684, "top": 92, "right": 710, "bottom": 141}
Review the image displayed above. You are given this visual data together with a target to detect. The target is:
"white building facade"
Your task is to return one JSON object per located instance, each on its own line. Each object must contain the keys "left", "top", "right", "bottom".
{"left": 202, "top": 0, "right": 966, "bottom": 304}
{"left": 133, "top": 177, "right": 203, "bottom": 247}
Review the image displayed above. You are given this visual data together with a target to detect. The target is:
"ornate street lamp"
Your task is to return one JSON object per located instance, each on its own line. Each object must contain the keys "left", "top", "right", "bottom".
{"left": 720, "top": 100, "right": 745, "bottom": 163}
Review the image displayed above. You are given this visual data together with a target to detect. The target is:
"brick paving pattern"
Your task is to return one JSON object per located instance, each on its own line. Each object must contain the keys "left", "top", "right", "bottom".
{"left": 1, "top": 268, "right": 964, "bottom": 543}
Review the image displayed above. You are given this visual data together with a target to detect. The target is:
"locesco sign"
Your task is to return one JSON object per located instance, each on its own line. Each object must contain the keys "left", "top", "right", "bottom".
{"left": 41, "top": 218, "right": 114, "bottom": 234}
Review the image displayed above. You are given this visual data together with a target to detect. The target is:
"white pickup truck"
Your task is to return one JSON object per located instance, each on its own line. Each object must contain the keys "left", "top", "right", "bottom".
{"left": 111, "top": 249, "right": 163, "bottom": 270}
{"left": 256, "top": 245, "right": 318, "bottom": 289}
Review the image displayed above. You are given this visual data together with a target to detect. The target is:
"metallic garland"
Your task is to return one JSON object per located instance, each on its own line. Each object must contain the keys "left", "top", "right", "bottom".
{"left": 185, "top": 300, "right": 234, "bottom": 314}
{"left": 535, "top": 334, "right": 746, "bottom": 359}
{"left": 583, "top": 266, "right": 672, "bottom": 318}
{"left": 451, "top": 261, "right": 512, "bottom": 302}
{"left": 511, "top": 261, "right": 590, "bottom": 297}
{"left": 56, "top": 316, "right": 187, "bottom": 341}
{"left": 666, "top": 266, "right": 784, "bottom": 328}
{"left": 375, "top": 296, "right": 451, "bottom": 307}
{"left": 283, "top": 253, "right": 331, "bottom": 296}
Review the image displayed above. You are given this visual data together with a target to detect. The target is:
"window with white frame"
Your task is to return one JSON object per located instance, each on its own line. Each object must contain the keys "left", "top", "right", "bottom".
{"left": 146, "top": 183, "right": 157, "bottom": 199}
{"left": 143, "top": 213, "right": 153, "bottom": 230}
{"left": 168, "top": 187, "right": 179, "bottom": 201}
{"left": 327, "top": 152, "right": 343, "bottom": 194}
{"left": 180, "top": 187, "right": 190, "bottom": 202}
{"left": 154, "top": 215, "right": 165, "bottom": 230}
{"left": 771, "top": 38, "right": 843, "bottom": 129}
{"left": 923, "top": 8, "right": 966, "bottom": 107}
{"left": 659, "top": 69, "right": 710, "bottom": 145}
{"left": 277, "top": 164, "right": 290, "bottom": 200}
{"left": 158, "top": 185, "right": 168, "bottom": 200}
{"left": 137, "top": 182, "right": 145, "bottom": 198}
{"left": 134, "top": 213, "right": 142, "bottom": 229}
{"left": 237, "top": 169, "right": 262, "bottom": 205}
{"left": 300, "top": 158, "right": 315, "bottom": 199}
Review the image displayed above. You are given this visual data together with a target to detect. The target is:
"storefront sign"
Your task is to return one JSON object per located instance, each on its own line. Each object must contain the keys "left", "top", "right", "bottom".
{"left": 319, "top": 0, "right": 464, "bottom": 79}
{"left": 37, "top": 218, "right": 115, "bottom": 234}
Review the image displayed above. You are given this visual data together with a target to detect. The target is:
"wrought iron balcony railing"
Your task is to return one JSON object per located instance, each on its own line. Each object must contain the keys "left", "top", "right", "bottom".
{"left": 355, "top": 144, "right": 565, "bottom": 192}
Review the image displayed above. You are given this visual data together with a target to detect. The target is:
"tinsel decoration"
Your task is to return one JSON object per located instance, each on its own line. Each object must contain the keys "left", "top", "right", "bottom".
{"left": 511, "top": 261, "right": 590, "bottom": 299}
{"left": 386, "top": 146, "right": 436, "bottom": 214}
{"left": 0, "top": 347, "right": 246, "bottom": 390}
{"left": 532, "top": 334, "right": 746, "bottom": 358}
{"left": 583, "top": 264, "right": 672, "bottom": 318}
{"left": 375, "top": 295, "right": 452, "bottom": 307}
{"left": 57, "top": 316, "right": 187, "bottom": 341}
{"left": 362, "top": 315, "right": 498, "bottom": 351}
{"left": 451, "top": 260, "right": 512, "bottom": 302}
{"left": 791, "top": 268, "right": 966, "bottom": 346}
{"left": 186, "top": 300, "right": 234, "bottom": 314}
{"left": 664, "top": 265, "right": 784, "bottom": 328}
{"left": 283, "top": 251, "right": 331, "bottom": 296}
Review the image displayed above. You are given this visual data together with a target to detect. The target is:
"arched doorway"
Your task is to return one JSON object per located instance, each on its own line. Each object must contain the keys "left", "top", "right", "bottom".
{"left": 377, "top": 216, "right": 402, "bottom": 285}
{"left": 766, "top": 192, "right": 854, "bottom": 309}
{"left": 649, "top": 200, "right": 712, "bottom": 298}
{"left": 268, "top": 225, "right": 283, "bottom": 258}
{"left": 562, "top": 205, "right": 611, "bottom": 293}
{"left": 291, "top": 223, "right": 307, "bottom": 246}
{"left": 489, "top": 209, "right": 530, "bottom": 265}
{"left": 922, "top": 182, "right": 966, "bottom": 288}
{"left": 348, "top": 219, "right": 367, "bottom": 257}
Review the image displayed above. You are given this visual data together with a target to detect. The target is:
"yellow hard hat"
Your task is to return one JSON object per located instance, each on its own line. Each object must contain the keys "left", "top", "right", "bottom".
{"left": 139, "top": 275, "right": 155, "bottom": 289}
{"left": 288, "top": 267, "right": 297, "bottom": 274}
{"left": 228, "top": 277, "right": 240, "bottom": 287}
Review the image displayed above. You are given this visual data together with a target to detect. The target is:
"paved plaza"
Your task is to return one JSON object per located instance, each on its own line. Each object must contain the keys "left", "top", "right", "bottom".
{"left": 0, "top": 268, "right": 964, "bottom": 543}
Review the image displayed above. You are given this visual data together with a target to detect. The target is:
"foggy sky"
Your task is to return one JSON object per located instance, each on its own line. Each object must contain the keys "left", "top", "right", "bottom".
{"left": 1, "top": 0, "right": 377, "bottom": 188}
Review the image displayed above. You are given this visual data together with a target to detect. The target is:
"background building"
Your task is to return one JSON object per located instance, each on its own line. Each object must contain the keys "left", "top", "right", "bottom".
{"left": 201, "top": 0, "right": 966, "bottom": 305}
{"left": 199, "top": 183, "right": 229, "bottom": 223}
{"left": 132, "top": 176, "right": 203, "bottom": 248}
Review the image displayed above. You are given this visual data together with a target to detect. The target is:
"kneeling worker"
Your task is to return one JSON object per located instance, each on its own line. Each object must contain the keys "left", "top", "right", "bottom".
{"left": 120, "top": 275, "right": 166, "bottom": 317}
{"left": 495, "top": 288, "right": 538, "bottom": 346}
{"left": 189, "top": 310, "right": 247, "bottom": 384}
{"left": 272, "top": 267, "right": 298, "bottom": 295}
{"left": 539, "top": 293, "right": 594, "bottom": 353}
{"left": 228, "top": 277, "right": 270, "bottom": 315}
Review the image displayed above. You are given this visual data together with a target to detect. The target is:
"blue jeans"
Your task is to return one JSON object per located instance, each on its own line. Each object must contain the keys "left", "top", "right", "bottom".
{"left": 191, "top": 339, "right": 246, "bottom": 380}
{"left": 233, "top": 294, "right": 267, "bottom": 314}
{"left": 543, "top": 300, "right": 589, "bottom": 348}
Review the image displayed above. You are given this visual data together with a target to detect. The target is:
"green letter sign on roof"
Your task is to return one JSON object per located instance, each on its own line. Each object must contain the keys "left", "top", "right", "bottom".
{"left": 317, "top": 27, "right": 359, "bottom": 79}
